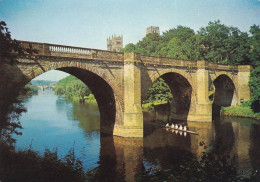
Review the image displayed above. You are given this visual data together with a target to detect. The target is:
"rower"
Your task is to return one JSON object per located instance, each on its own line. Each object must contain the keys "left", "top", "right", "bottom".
{"left": 179, "top": 125, "right": 183, "bottom": 130}
{"left": 166, "top": 123, "right": 169, "bottom": 127}
{"left": 171, "top": 123, "right": 175, "bottom": 128}
{"left": 175, "top": 124, "right": 178, "bottom": 129}
{"left": 183, "top": 126, "right": 187, "bottom": 131}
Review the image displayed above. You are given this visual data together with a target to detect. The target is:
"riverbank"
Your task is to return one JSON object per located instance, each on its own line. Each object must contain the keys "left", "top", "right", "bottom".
{"left": 142, "top": 100, "right": 168, "bottom": 111}
{"left": 220, "top": 105, "right": 260, "bottom": 120}
{"left": 66, "top": 94, "right": 97, "bottom": 103}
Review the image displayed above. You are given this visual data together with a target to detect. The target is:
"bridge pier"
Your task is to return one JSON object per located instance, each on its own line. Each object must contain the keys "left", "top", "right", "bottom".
{"left": 188, "top": 60, "right": 212, "bottom": 122}
{"left": 113, "top": 53, "right": 143, "bottom": 137}
{"left": 237, "top": 65, "right": 251, "bottom": 105}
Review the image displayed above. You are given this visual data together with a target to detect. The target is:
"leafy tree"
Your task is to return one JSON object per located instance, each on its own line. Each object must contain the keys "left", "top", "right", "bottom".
{"left": 249, "top": 67, "right": 260, "bottom": 112}
{"left": 54, "top": 84, "right": 66, "bottom": 95}
{"left": 135, "top": 33, "right": 162, "bottom": 56}
{"left": 145, "top": 78, "right": 172, "bottom": 103}
{"left": 20, "top": 83, "right": 38, "bottom": 96}
{"left": 0, "top": 21, "right": 21, "bottom": 63}
{"left": 0, "top": 82, "right": 38, "bottom": 145}
{"left": 120, "top": 43, "right": 136, "bottom": 53}
{"left": 54, "top": 76, "right": 90, "bottom": 100}
{"left": 121, "top": 33, "right": 163, "bottom": 56}
{"left": 160, "top": 26, "right": 201, "bottom": 60}
{"left": 0, "top": 20, "right": 37, "bottom": 63}
{"left": 66, "top": 80, "right": 90, "bottom": 100}
{"left": 0, "top": 20, "right": 38, "bottom": 144}
{"left": 248, "top": 25, "right": 260, "bottom": 67}
{"left": 197, "top": 20, "right": 251, "bottom": 65}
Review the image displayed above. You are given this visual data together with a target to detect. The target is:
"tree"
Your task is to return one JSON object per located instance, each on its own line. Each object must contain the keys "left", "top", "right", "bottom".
{"left": 0, "top": 20, "right": 38, "bottom": 144}
{"left": 66, "top": 80, "right": 90, "bottom": 100}
{"left": 249, "top": 67, "right": 260, "bottom": 112}
{"left": 248, "top": 25, "right": 260, "bottom": 67}
{"left": 120, "top": 43, "right": 136, "bottom": 53}
{"left": 0, "top": 20, "right": 37, "bottom": 63}
{"left": 54, "top": 76, "right": 91, "bottom": 100}
{"left": 197, "top": 20, "right": 251, "bottom": 65}
{"left": 122, "top": 33, "right": 162, "bottom": 56}
{"left": 145, "top": 78, "right": 172, "bottom": 103}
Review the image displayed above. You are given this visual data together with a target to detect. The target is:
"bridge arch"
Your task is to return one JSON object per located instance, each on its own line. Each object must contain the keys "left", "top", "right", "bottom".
{"left": 211, "top": 74, "right": 238, "bottom": 116}
{"left": 22, "top": 61, "right": 124, "bottom": 135}
{"left": 150, "top": 69, "right": 193, "bottom": 87}
{"left": 144, "top": 70, "right": 193, "bottom": 121}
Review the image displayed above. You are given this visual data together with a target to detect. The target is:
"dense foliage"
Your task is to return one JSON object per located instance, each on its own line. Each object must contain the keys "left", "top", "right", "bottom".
{"left": 249, "top": 67, "right": 260, "bottom": 112}
{"left": 54, "top": 76, "right": 91, "bottom": 100}
{"left": 0, "top": 20, "right": 39, "bottom": 144}
{"left": 145, "top": 78, "right": 172, "bottom": 103}
{"left": 20, "top": 83, "right": 38, "bottom": 96}
{"left": 0, "top": 82, "right": 38, "bottom": 145}
{"left": 0, "top": 20, "right": 37, "bottom": 63}
{"left": 0, "top": 21, "right": 22, "bottom": 63}
{"left": 0, "top": 142, "right": 85, "bottom": 182}
{"left": 122, "top": 20, "right": 260, "bottom": 112}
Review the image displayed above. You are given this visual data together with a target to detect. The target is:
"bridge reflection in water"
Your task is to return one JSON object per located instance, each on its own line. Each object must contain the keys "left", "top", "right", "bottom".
{"left": 88, "top": 115, "right": 260, "bottom": 181}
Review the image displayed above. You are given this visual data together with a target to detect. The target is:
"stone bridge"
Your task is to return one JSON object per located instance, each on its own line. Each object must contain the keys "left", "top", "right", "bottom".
{"left": 0, "top": 41, "right": 251, "bottom": 137}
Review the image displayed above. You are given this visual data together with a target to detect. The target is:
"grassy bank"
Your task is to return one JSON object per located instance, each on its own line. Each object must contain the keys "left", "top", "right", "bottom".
{"left": 142, "top": 100, "right": 168, "bottom": 111}
{"left": 220, "top": 103, "right": 260, "bottom": 120}
{"left": 84, "top": 94, "right": 96, "bottom": 103}
{"left": 68, "top": 94, "right": 97, "bottom": 103}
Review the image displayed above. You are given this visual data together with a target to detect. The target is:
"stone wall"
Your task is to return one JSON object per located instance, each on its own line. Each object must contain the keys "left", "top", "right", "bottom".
{"left": 0, "top": 41, "right": 252, "bottom": 137}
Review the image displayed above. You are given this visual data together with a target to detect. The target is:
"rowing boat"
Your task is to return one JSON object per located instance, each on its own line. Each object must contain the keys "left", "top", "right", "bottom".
{"left": 165, "top": 126, "right": 198, "bottom": 135}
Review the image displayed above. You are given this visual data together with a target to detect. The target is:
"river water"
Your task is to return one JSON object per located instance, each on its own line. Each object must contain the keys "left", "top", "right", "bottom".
{"left": 14, "top": 90, "right": 260, "bottom": 180}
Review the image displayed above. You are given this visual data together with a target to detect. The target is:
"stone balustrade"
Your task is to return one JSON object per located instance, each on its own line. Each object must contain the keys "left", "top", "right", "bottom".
{"left": 49, "top": 45, "right": 91, "bottom": 55}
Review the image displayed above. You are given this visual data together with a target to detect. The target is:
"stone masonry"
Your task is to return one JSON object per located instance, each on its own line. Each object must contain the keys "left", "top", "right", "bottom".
{"left": 0, "top": 40, "right": 252, "bottom": 137}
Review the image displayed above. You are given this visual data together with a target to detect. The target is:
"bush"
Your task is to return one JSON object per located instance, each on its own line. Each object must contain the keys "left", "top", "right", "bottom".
{"left": 249, "top": 67, "right": 260, "bottom": 112}
{"left": 0, "top": 142, "right": 85, "bottom": 182}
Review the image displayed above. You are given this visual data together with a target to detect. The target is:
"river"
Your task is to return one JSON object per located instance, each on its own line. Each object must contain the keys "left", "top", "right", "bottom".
{"left": 14, "top": 89, "right": 260, "bottom": 180}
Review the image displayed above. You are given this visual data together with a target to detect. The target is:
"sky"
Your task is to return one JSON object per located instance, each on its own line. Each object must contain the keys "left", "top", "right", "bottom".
{"left": 1, "top": 0, "right": 259, "bottom": 80}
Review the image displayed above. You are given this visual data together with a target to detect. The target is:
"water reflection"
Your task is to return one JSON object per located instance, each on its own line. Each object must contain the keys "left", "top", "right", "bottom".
{"left": 250, "top": 124, "right": 260, "bottom": 172}
{"left": 14, "top": 90, "right": 260, "bottom": 180}
{"left": 143, "top": 109, "right": 260, "bottom": 176}
{"left": 87, "top": 134, "right": 143, "bottom": 181}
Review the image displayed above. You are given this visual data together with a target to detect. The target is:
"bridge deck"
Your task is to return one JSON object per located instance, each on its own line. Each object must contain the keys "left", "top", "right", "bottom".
{"left": 18, "top": 40, "right": 238, "bottom": 71}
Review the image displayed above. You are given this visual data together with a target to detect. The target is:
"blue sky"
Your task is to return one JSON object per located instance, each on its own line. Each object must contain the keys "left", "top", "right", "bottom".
{"left": 1, "top": 0, "right": 259, "bottom": 80}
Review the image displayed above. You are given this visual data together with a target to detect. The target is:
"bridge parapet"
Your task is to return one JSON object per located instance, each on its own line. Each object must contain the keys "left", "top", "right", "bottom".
{"left": 18, "top": 40, "right": 124, "bottom": 62}
{"left": 207, "top": 62, "right": 238, "bottom": 72}
{"left": 140, "top": 55, "right": 197, "bottom": 68}
{"left": 18, "top": 41, "right": 240, "bottom": 72}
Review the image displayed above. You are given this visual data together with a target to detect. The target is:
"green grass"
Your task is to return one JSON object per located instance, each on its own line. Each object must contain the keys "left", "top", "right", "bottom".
{"left": 142, "top": 100, "right": 168, "bottom": 111}
{"left": 84, "top": 94, "right": 97, "bottom": 103}
{"left": 221, "top": 105, "right": 260, "bottom": 120}
{"left": 68, "top": 94, "right": 97, "bottom": 103}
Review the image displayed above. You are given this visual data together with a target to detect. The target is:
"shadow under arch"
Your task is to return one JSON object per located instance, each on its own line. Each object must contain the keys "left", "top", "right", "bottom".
{"left": 56, "top": 67, "right": 117, "bottom": 135}
{"left": 161, "top": 72, "right": 192, "bottom": 122}
{"left": 145, "top": 72, "right": 193, "bottom": 122}
{"left": 212, "top": 74, "right": 237, "bottom": 117}
{"left": 16, "top": 66, "right": 120, "bottom": 136}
